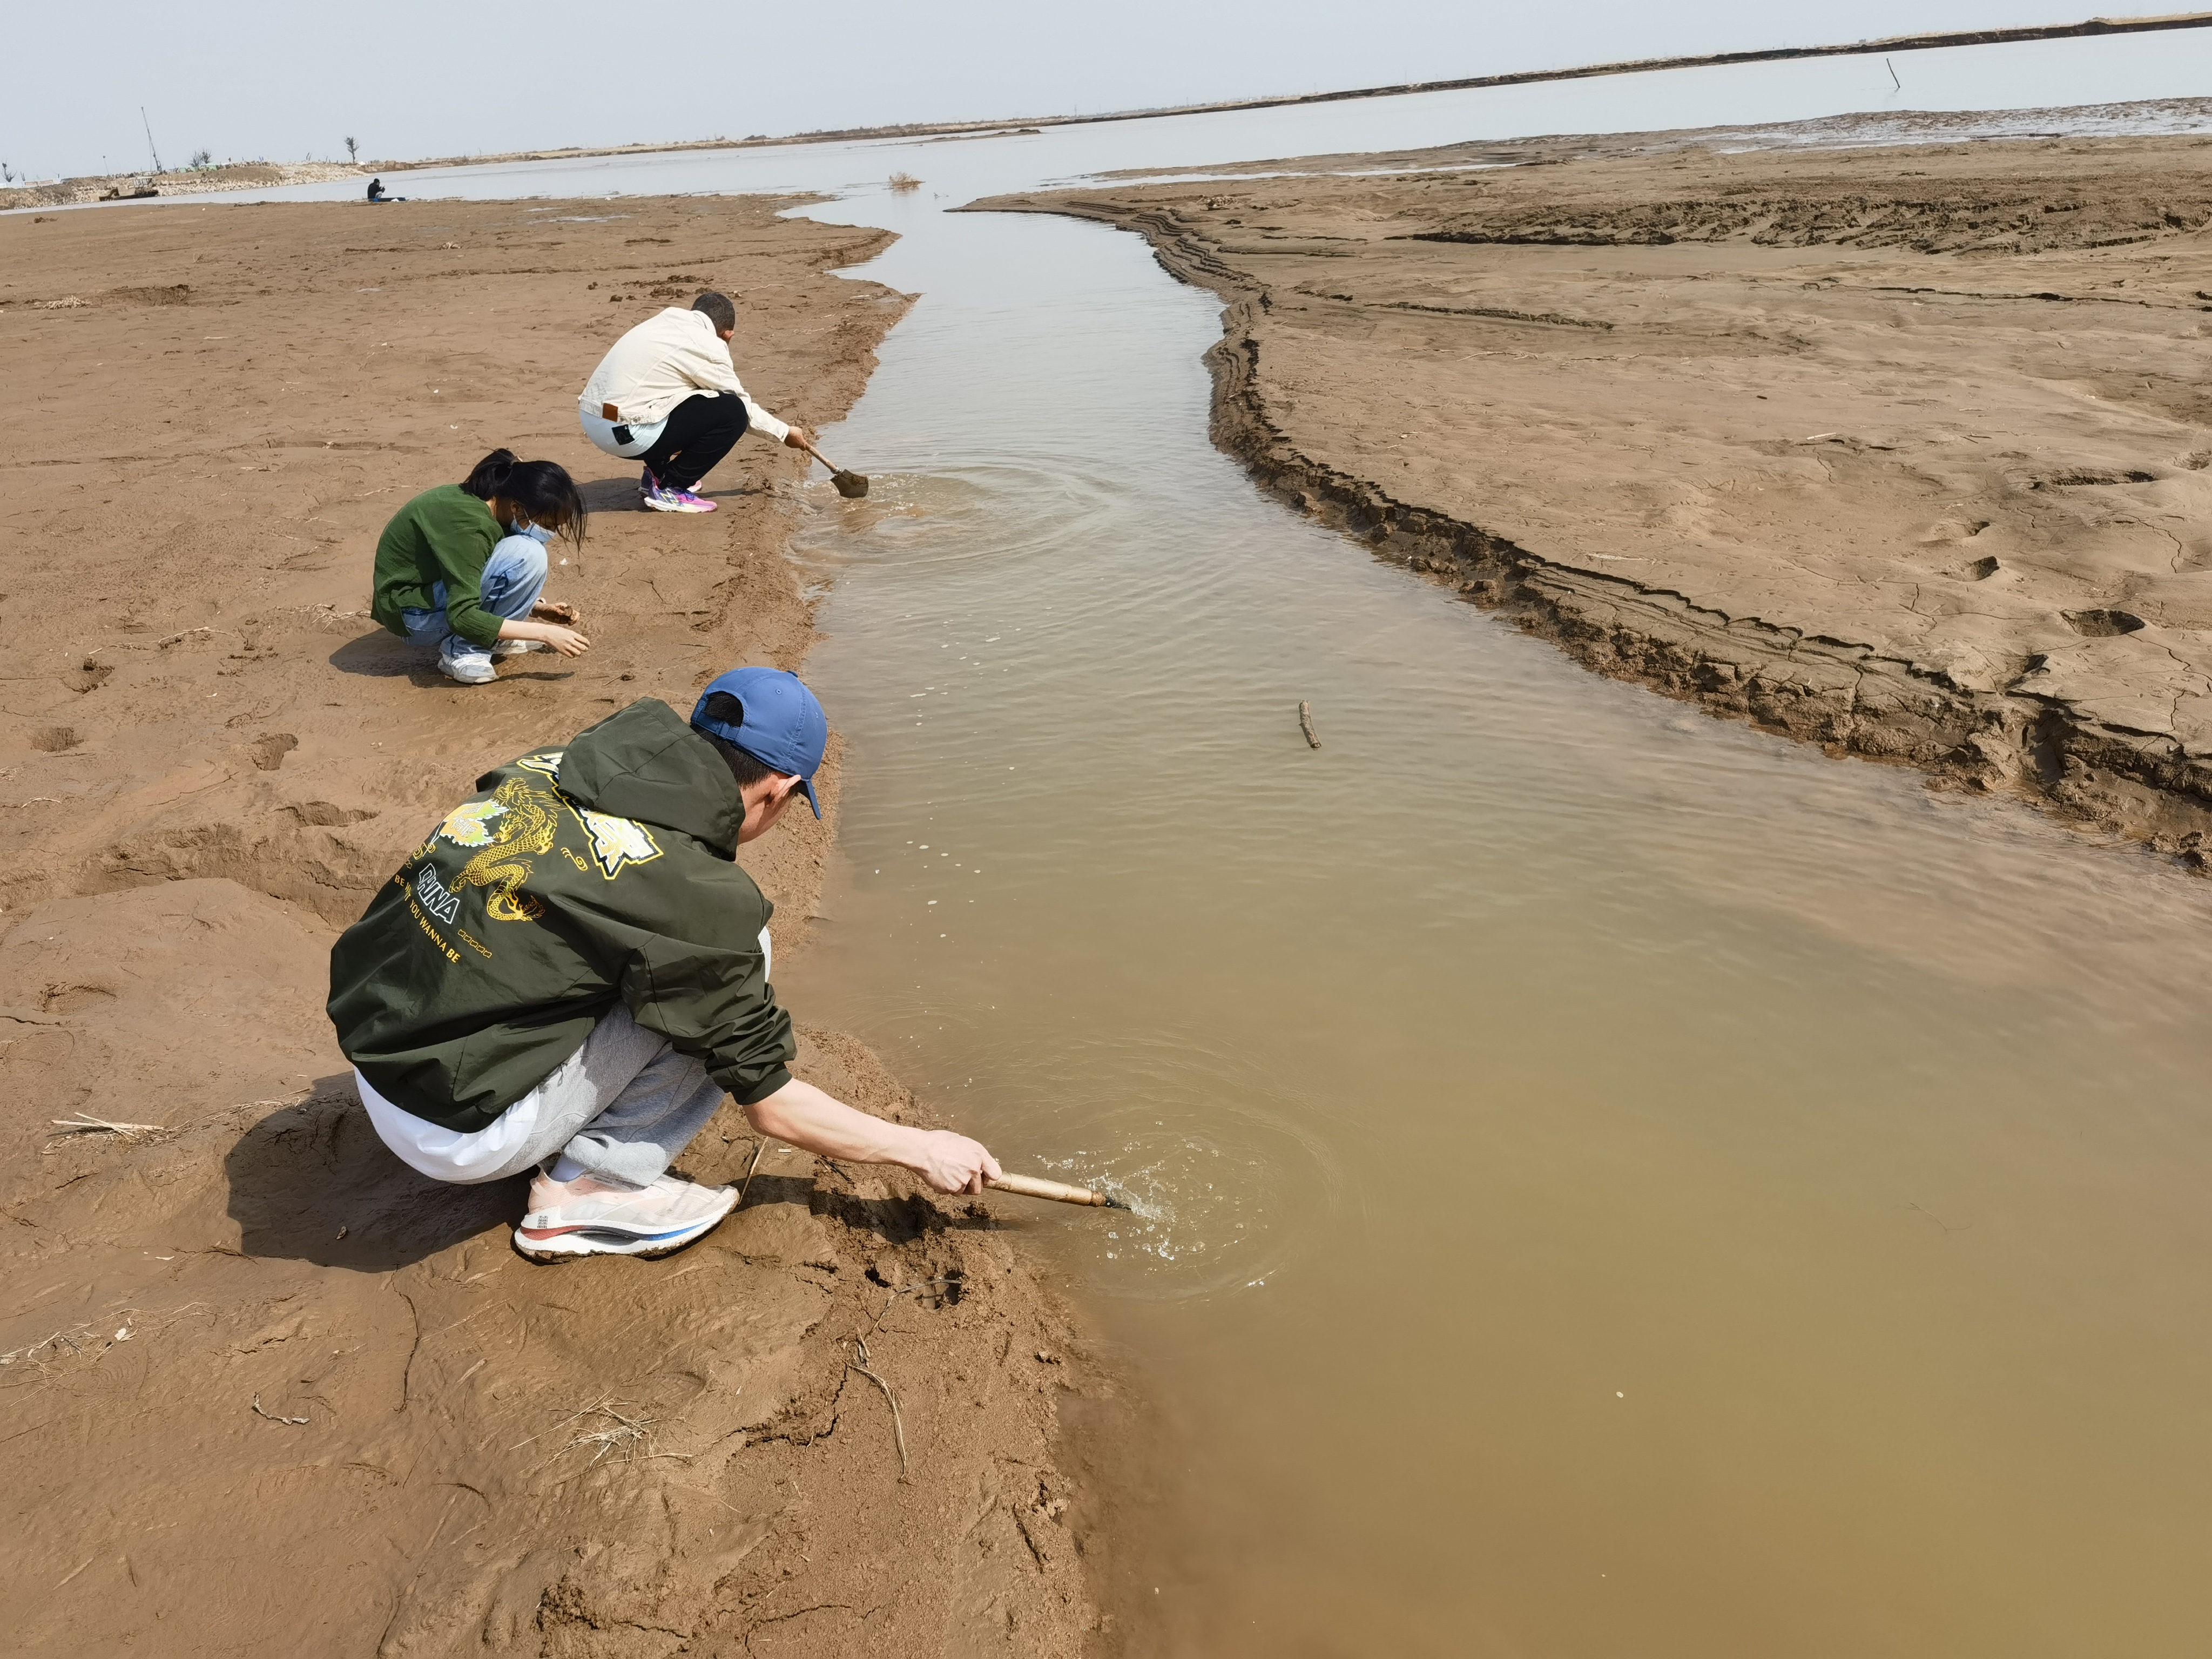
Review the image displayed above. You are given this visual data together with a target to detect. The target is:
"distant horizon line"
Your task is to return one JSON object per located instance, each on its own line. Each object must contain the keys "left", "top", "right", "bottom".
{"left": 19, "top": 10, "right": 2212, "bottom": 187}
{"left": 369, "top": 9, "right": 2212, "bottom": 174}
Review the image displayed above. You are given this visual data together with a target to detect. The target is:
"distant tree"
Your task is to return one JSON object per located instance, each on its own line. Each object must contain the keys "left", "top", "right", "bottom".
{"left": 189, "top": 148, "right": 212, "bottom": 169}
{"left": 1, "top": 162, "right": 15, "bottom": 185}
{"left": 345, "top": 136, "right": 359, "bottom": 163}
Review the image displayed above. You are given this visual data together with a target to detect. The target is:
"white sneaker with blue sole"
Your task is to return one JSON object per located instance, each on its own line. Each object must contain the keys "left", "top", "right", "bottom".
{"left": 514, "top": 1171, "right": 738, "bottom": 1262}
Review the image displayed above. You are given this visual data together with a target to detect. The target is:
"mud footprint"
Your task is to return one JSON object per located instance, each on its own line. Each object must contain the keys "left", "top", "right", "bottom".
{"left": 2028, "top": 467, "right": 2157, "bottom": 489}
{"left": 2062, "top": 608, "right": 2147, "bottom": 637}
{"left": 247, "top": 733, "right": 298, "bottom": 772}
{"left": 39, "top": 982, "right": 116, "bottom": 1014}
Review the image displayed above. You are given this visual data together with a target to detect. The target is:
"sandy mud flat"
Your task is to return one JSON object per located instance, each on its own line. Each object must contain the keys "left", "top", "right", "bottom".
{"left": 983, "top": 123, "right": 2212, "bottom": 860}
{"left": 0, "top": 199, "right": 1111, "bottom": 1654}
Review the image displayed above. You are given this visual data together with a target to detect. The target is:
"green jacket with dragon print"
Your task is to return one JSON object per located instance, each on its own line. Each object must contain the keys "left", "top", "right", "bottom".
{"left": 327, "top": 698, "right": 794, "bottom": 1132}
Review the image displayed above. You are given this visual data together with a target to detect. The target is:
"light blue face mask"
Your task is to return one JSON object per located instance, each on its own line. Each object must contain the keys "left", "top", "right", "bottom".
{"left": 512, "top": 518, "right": 556, "bottom": 544}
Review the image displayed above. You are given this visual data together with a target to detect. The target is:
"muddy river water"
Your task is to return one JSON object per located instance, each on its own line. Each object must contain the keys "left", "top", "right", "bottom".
{"left": 164, "top": 36, "right": 2212, "bottom": 1656}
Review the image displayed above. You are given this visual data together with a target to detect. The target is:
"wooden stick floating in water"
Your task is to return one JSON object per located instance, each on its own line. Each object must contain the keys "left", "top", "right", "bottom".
{"left": 1299, "top": 701, "right": 1321, "bottom": 748}
{"left": 987, "top": 1173, "right": 1122, "bottom": 1208}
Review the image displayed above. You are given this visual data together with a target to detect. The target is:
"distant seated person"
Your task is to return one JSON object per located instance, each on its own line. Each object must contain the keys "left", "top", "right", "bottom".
{"left": 365, "top": 177, "right": 404, "bottom": 203}
{"left": 369, "top": 449, "right": 591, "bottom": 686}
{"left": 578, "top": 290, "right": 813, "bottom": 514}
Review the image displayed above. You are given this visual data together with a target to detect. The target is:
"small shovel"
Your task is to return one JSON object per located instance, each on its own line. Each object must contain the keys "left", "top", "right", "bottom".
{"left": 798, "top": 436, "right": 869, "bottom": 498}
{"left": 988, "top": 1172, "right": 1124, "bottom": 1209}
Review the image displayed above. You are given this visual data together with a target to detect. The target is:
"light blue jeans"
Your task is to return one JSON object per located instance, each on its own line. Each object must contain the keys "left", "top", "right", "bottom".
{"left": 400, "top": 536, "right": 548, "bottom": 676}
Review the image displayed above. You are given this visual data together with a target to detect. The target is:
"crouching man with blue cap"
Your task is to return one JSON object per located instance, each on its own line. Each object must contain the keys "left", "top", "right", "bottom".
{"left": 327, "top": 666, "right": 1001, "bottom": 1262}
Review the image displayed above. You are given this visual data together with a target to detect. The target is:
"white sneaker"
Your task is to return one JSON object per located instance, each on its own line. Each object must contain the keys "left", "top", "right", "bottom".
{"left": 514, "top": 1171, "right": 738, "bottom": 1262}
{"left": 491, "top": 638, "right": 544, "bottom": 659}
{"left": 440, "top": 655, "right": 497, "bottom": 685}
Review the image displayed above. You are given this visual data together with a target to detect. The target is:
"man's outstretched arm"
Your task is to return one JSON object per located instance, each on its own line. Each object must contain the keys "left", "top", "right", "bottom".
{"left": 744, "top": 1077, "right": 1002, "bottom": 1195}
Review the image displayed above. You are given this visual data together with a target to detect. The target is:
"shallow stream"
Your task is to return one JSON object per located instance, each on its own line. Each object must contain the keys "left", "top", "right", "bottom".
{"left": 140, "top": 36, "right": 2212, "bottom": 1654}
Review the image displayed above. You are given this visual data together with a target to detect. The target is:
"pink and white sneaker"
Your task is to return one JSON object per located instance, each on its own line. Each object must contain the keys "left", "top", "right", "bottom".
{"left": 643, "top": 482, "right": 717, "bottom": 513}
{"left": 514, "top": 1170, "right": 738, "bottom": 1262}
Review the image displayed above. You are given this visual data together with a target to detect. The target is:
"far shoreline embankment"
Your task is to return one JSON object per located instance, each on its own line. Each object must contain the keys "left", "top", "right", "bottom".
{"left": 19, "top": 11, "right": 2210, "bottom": 218}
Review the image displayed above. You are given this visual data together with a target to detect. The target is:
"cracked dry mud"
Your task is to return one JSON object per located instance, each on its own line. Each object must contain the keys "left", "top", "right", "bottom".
{"left": 982, "top": 121, "right": 2212, "bottom": 862}
{"left": 0, "top": 199, "right": 1113, "bottom": 1656}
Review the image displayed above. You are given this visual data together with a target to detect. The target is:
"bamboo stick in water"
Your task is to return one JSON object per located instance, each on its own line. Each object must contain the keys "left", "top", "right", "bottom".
{"left": 987, "top": 1173, "right": 1121, "bottom": 1208}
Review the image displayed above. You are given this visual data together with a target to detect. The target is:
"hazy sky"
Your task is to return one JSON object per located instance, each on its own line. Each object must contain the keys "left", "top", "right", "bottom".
{"left": 0, "top": 2, "right": 2171, "bottom": 180}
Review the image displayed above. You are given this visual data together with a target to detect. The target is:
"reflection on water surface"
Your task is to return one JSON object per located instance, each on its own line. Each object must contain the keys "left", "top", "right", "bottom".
{"left": 778, "top": 189, "right": 2212, "bottom": 1654}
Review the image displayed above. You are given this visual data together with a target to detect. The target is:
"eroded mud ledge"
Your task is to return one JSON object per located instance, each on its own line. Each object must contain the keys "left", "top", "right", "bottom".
{"left": 979, "top": 123, "right": 2212, "bottom": 864}
{"left": 1196, "top": 298, "right": 2212, "bottom": 855}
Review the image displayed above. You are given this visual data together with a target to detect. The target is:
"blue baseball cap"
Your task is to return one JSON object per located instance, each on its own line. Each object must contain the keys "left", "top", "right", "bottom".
{"left": 691, "top": 666, "right": 827, "bottom": 818}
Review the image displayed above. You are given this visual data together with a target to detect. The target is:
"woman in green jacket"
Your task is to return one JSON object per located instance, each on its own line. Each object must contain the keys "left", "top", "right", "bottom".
{"left": 370, "top": 449, "right": 593, "bottom": 685}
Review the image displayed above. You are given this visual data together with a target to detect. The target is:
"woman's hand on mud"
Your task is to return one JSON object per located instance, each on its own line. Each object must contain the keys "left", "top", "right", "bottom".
{"left": 531, "top": 599, "right": 578, "bottom": 625}
{"left": 911, "top": 1130, "right": 1003, "bottom": 1195}
{"left": 535, "top": 623, "right": 592, "bottom": 657}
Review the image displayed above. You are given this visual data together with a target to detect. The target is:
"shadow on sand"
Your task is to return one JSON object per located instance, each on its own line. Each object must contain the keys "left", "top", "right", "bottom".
{"left": 327, "top": 628, "right": 431, "bottom": 680}
{"left": 326, "top": 628, "right": 573, "bottom": 686}
{"left": 580, "top": 473, "right": 649, "bottom": 512}
{"left": 579, "top": 472, "right": 768, "bottom": 512}
{"left": 225, "top": 1077, "right": 522, "bottom": 1270}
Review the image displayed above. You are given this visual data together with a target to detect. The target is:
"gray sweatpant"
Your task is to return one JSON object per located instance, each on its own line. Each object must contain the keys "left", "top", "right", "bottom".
{"left": 476, "top": 1003, "right": 727, "bottom": 1188}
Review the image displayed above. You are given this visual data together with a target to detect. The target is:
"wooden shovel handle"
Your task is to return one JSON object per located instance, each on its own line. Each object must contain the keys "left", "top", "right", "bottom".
{"left": 987, "top": 1173, "right": 1112, "bottom": 1208}
{"left": 797, "top": 436, "right": 845, "bottom": 475}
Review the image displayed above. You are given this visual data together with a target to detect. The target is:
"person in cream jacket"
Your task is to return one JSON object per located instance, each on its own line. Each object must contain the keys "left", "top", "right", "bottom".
{"left": 578, "top": 291, "right": 813, "bottom": 513}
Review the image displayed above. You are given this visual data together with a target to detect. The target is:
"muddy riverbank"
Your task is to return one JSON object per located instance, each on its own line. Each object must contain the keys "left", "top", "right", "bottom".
{"left": 981, "top": 128, "right": 2212, "bottom": 862}
{"left": 0, "top": 198, "right": 1111, "bottom": 1655}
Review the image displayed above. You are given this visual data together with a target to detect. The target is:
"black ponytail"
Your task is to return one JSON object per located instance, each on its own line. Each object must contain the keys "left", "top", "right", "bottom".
{"left": 461, "top": 448, "right": 520, "bottom": 498}
{"left": 460, "top": 449, "right": 588, "bottom": 549}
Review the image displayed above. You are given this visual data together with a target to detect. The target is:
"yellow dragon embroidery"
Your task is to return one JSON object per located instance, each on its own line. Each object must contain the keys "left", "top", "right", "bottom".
{"left": 448, "top": 777, "right": 558, "bottom": 922}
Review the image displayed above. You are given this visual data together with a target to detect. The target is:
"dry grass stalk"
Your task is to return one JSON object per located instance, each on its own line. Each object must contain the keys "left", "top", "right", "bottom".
{"left": 887, "top": 172, "right": 922, "bottom": 193}
{"left": 567, "top": 1403, "right": 655, "bottom": 1464}
{"left": 737, "top": 1137, "right": 770, "bottom": 1209}
{"left": 848, "top": 1336, "right": 911, "bottom": 1480}
{"left": 49, "top": 1113, "right": 172, "bottom": 1143}
{"left": 1, "top": 1324, "right": 92, "bottom": 1367}
{"left": 527, "top": 1398, "right": 693, "bottom": 1471}
{"left": 3, "top": 1302, "right": 209, "bottom": 1370}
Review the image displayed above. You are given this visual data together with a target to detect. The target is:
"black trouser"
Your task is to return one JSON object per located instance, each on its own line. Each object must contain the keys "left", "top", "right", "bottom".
{"left": 639, "top": 391, "right": 749, "bottom": 492}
